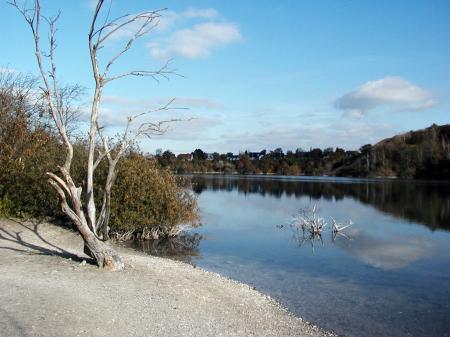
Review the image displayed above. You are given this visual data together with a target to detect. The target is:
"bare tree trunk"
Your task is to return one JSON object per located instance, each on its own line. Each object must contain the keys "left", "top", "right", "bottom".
{"left": 82, "top": 231, "right": 123, "bottom": 269}
{"left": 96, "top": 166, "right": 116, "bottom": 240}
{"left": 75, "top": 209, "right": 122, "bottom": 269}
{"left": 11, "top": 0, "right": 178, "bottom": 270}
{"left": 48, "top": 171, "right": 124, "bottom": 270}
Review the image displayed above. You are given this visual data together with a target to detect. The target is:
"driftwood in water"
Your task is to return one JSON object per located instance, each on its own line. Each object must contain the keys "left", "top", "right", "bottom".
{"left": 285, "top": 204, "right": 353, "bottom": 251}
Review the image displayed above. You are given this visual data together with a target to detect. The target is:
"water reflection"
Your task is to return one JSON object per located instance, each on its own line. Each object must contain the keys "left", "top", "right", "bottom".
{"left": 130, "top": 175, "right": 450, "bottom": 337}
{"left": 190, "top": 175, "right": 450, "bottom": 231}
{"left": 335, "top": 229, "right": 433, "bottom": 270}
{"left": 123, "top": 233, "right": 202, "bottom": 264}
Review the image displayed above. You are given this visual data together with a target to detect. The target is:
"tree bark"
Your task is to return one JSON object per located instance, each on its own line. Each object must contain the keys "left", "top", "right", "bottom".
{"left": 12, "top": 0, "right": 176, "bottom": 271}
{"left": 96, "top": 163, "right": 117, "bottom": 240}
{"left": 79, "top": 222, "right": 124, "bottom": 270}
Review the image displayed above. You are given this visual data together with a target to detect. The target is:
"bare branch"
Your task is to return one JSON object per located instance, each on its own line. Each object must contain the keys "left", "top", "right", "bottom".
{"left": 47, "top": 178, "right": 80, "bottom": 224}
{"left": 104, "top": 59, "right": 181, "bottom": 88}
{"left": 93, "top": 148, "right": 107, "bottom": 171}
{"left": 102, "top": 13, "right": 160, "bottom": 78}
{"left": 85, "top": 3, "right": 172, "bottom": 231}
{"left": 43, "top": 11, "right": 62, "bottom": 114}
{"left": 92, "top": 13, "right": 128, "bottom": 39}
{"left": 94, "top": 0, "right": 113, "bottom": 45}
{"left": 10, "top": 0, "right": 73, "bottom": 173}
{"left": 97, "top": 10, "right": 163, "bottom": 47}
{"left": 131, "top": 97, "right": 188, "bottom": 120}
{"left": 46, "top": 172, "right": 71, "bottom": 197}
{"left": 8, "top": 1, "right": 36, "bottom": 27}
{"left": 135, "top": 118, "right": 185, "bottom": 139}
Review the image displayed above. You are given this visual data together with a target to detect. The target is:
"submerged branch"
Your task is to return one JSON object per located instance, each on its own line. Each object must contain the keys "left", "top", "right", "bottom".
{"left": 281, "top": 204, "right": 354, "bottom": 252}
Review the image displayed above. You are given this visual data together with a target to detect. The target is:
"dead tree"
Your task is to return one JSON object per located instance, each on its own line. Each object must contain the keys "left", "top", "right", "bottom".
{"left": 10, "top": 0, "right": 180, "bottom": 270}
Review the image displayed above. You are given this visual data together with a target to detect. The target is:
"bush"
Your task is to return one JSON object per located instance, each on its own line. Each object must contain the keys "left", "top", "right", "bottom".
{"left": 0, "top": 97, "right": 198, "bottom": 237}
{"left": 0, "top": 140, "right": 199, "bottom": 237}
{"left": 0, "top": 195, "right": 13, "bottom": 216}
{"left": 0, "top": 127, "right": 63, "bottom": 218}
{"left": 0, "top": 136, "right": 199, "bottom": 237}
{"left": 110, "top": 153, "right": 199, "bottom": 239}
{"left": 1, "top": 71, "right": 199, "bottom": 238}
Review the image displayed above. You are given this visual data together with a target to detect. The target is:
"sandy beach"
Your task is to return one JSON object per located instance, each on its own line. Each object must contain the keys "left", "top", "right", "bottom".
{"left": 0, "top": 218, "right": 334, "bottom": 337}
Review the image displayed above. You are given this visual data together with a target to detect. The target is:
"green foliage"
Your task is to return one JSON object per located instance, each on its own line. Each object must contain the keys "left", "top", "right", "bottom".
{"left": 0, "top": 76, "right": 199, "bottom": 236}
{"left": 0, "top": 195, "right": 13, "bottom": 216}
{"left": 0, "top": 143, "right": 62, "bottom": 218}
{"left": 109, "top": 152, "right": 199, "bottom": 236}
{"left": 0, "top": 74, "right": 64, "bottom": 217}
{"left": 0, "top": 128, "right": 199, "bottom": 235}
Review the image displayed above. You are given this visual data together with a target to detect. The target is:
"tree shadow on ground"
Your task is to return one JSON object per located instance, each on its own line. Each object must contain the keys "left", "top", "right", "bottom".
{"left": 0, "top": 218, "right": 95, "bottom": 265}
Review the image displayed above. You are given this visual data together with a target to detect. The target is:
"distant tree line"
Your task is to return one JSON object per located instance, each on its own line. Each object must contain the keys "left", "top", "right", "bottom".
{"left": 157, "top": 146, "right": 352, "bottom": 176}
{"left": 156, "top": 124, "right": 450, "bottom": 179}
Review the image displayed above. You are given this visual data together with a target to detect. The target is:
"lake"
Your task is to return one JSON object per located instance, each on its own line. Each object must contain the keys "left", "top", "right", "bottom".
{"left": 126, "top": 175, "right": 450, "bottom": 337}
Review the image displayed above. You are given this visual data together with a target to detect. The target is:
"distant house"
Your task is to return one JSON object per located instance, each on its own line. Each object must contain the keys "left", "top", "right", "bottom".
{"left": 249, "top": 151, "right": 265, "bottom": 160}
{"left": 177, "top": 153, "right": 193, "bottom": 161}
{"left": 206, "top": 153, "right": 215, "bottom": 161}
{"left": 226, "top": 153, "right": 239, "bottom": 161}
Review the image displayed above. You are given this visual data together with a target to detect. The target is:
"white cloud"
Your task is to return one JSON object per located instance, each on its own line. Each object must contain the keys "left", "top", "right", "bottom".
{"left": 102, "top": 95, "right": 222, "bottom": 110}
{"left": 101, "top": 14, "right": 172, "bottom": 41}
{"left": 334, "top": 76, "right": 436, "bottom": 116}
{"left": 212, "top": 122, "right": 395, "bottom": 153}
{"left": 102, "top": 7, "right": 220, "bottom": 40}
{"left": 148, "top": 22, "right": 242, "bottom": 60}
{"left": 157, "top": 116, "right": 223, "bottom": 141}
{"left": 90, "top": 5, "right": 240, "bottom": 60}
{"left": 183, "top": 8, "right": 218, "bottom": 19}
{"left": 78, "top": 95, "right": 222, "bottom": 135}
{"left": 156, "top": 11, "right": 181, "bottom": 32}
{"left": 157, "top": 8, "right": 219, "bottom": 31}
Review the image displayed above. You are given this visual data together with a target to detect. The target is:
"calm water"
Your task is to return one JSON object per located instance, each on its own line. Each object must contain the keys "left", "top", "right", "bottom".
{"left": 127, "top": 175, "right": 450, "bottom": 337}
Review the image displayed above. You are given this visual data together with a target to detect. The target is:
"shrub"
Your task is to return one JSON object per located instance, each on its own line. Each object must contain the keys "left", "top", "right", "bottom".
{"left": 0, "top": 96, "right": 199, "bottom": 237}
{"left": 110, "top": 152, "right": 199, "bottom": 239}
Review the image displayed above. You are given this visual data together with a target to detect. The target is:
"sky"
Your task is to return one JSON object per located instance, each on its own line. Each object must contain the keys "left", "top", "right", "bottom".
{"left": 1, "top": 0, "right": 449, "bottom": 154}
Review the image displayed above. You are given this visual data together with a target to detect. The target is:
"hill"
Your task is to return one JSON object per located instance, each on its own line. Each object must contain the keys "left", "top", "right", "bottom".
{"left": 333, "top": 124, "right": 450, "bottom": 179}
{"left": 156, "top": 124, "right": 450, "bottom": 180}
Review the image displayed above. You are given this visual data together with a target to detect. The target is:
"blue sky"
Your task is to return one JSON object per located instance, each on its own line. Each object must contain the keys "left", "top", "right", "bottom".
{"left": 1, "top": 0, "right": 449, "bottom": 154}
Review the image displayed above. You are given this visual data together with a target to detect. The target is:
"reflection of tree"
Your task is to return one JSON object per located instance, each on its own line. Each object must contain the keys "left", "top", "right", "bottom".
{"left": 288, "top": 218, "right": 325, "bottom": 253}
{"left": 190, "top": 176, "right": 450, "bottom": 231}
{"left": 125, "top": 233, "right": 202, "bottom": 265}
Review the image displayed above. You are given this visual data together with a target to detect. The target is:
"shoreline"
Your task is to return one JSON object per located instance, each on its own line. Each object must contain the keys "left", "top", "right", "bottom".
{"left": 0, "top": 218, "right": 335, "bottom": 337}
{"left": 179, "top": 172, "right": 450, "bottom": 184}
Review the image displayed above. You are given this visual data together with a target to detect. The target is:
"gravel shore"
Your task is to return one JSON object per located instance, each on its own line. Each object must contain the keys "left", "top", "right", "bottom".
{"left": 0, "top": 218, "right": 335, "bottom": 337}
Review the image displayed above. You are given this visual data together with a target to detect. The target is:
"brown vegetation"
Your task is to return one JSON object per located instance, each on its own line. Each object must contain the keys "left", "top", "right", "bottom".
{"left": 157, "top": 124, "right": 450, "bottom": 179}
{"left": 334, "top": 124, "right": 450, "bottom": 179}
{"left": 0, "top": 70, "right": 198, "bottom": 266}
{"left": 7, "top": 0, "right": 190, "bottom": 269}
